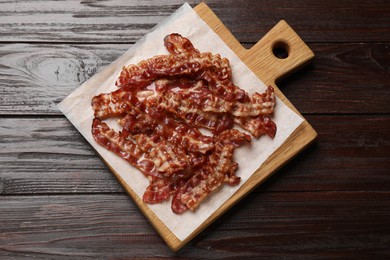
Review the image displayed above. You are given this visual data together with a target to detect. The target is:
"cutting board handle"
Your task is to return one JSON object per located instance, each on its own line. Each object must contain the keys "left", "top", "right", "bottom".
{"left": 242, "top": 20, "right": 314, "bottom": 85}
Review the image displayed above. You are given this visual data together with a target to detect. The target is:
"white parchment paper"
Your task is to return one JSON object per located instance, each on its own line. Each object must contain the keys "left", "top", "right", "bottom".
{"left": 58, "top": 3, "right": 303, "bottom": 241}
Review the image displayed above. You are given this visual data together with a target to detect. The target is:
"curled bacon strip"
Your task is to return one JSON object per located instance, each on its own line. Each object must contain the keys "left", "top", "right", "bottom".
{"left": 148, "top": 82, "right": 275, "bottom": 135}
{"left": 171, "top": 129, "right": 250, "bottom": 214}
{"left": 133, "top": 133, "right": 189, "bottom": 175}
{"left": 148, "top": 88, "right": 235, "bottom": 134}
{"left": 164, "top": 33, "right": 199, "bottom": 54}
{"left": 92, "top": 33, "right": 277, "bottom": 214}
{"left": 143, "top": 178, "right": 172, "bottom": 204}
{"left": 91, "top": 88, "right": 155, "bottom": 119}
{"left": 116, "top": 52, "right": 230, "bottom": 89}
{"left": 234, "top": 115, "right": 277, "bottom": 138}
{"left": 119, "top": 110, "right": 215, "bottom": 154}
{"left": 154, "top": 80, "right": 275, "bottom": 117}
{"left": 92, "top": 118, "right": 154, "bottom": 176}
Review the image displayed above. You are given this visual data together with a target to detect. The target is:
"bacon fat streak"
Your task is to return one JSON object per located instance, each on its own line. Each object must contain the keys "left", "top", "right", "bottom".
{"left": 91, "top": 34, "right": 277, "bottom": 214}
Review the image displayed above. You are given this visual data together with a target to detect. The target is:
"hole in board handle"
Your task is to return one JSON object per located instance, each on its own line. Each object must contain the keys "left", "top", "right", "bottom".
{"left": 272, "top": 41, "right": 289, "bottom": 59}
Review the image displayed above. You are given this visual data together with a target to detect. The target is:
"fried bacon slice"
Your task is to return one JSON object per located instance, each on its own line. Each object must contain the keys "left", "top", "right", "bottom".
{"left": 164, "top": 33, "right": 199, "bottom": 54}
{"left": 91, "top": 88, "right": 152, "bottom": 119}
{"left": 234, "top": 115, "right": 277, "bottom": 138}
{"left": 148, "top": 83, "right": 275, "bottom": 136}
{"left": 92, "top": 118, "right": 199, "bottom": 178}
{"left": 92, "top": 118, "right": 155, "bottom": 176}
{"left": 171, "top": 129, "right": 250, "bottom": 214}
{"left": 116, "top": 52, "right": 230, "bottom": 89}
{"left": 153, "top": 80, "right": 275, "bottom": 116}
{"left": 133, "top": 133, "right": 189, "bottom": 175}
{"left": 91, "top": 33, "right": 277, "bottom": 214}
{"left": 118, "top": 106, "right": 215, "bottom": 154}
{"left": 148, "top": 86, "right": 235, "bottom": 134}
{"left": 143, "top": 178, "right": 173, "bottom": 204}
{"left": 154, "top": 78, "right": 198, "bottom": 92}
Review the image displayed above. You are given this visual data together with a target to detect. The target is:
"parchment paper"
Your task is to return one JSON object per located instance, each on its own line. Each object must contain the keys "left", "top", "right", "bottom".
{"left": 58, "top": 3, "right": 303, "bottom": 241}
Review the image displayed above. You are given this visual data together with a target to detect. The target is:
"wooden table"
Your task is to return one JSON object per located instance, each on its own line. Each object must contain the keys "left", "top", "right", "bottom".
{"left": 1, "top": 1, "right": 389, "bottom": 258}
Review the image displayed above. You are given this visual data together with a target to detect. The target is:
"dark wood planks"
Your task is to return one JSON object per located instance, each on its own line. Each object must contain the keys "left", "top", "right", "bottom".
{"left": 0, "top": 43, "right": 389, "bottom": 115}
{"left": 279, "top": 43, "right": 390, "bottom": 114}
{"left": 0, "top": 192, "right": 389, "bottom": 258}
{"left": 0, "top": 44, "right": 126, "bottom": 114}
{"left": 0, "top": 117, "right": 121, "bottom": 194}
{"left": 1, "top": 115, "right": 389, "bottom": 195}
{"left": 0, "top": 0, "right": 389, "bottom": 43}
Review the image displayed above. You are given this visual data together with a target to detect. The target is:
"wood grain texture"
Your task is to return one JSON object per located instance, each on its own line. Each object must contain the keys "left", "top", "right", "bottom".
{"left": 1, "top": 116, "right": 389, "bottom": 195}
{"left": 1, "top": 43, "right": 388, "bottom": 115}
{"left": 280, "top": 43, "right": 390, "bottom": 114}
{"left": 0, "top": 0, "right": 389, "bottom": 43}
{"left": 0, "top": 117, "right": 121, "bottom": 195}
{"left": 0, "top": 44, "right": 121, "bottom": 114}
{"left": 0, "top": 192, "right": 389, "bottom": 258}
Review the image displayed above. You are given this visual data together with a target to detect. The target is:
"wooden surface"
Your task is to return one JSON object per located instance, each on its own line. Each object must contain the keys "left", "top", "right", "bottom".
{"left": 0, "top": 0, "right": 389, "bottom": 258}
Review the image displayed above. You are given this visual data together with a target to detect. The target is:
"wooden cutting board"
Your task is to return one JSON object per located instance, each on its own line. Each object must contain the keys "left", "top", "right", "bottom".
{"left": 110, "top": 2, "right": 317, "bottom": 251}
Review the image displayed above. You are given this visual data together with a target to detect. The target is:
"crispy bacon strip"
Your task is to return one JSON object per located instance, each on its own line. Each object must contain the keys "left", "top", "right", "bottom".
{"left": 92, "top": 89, "right": 134, "bottom": 119}
{"left": 116, "top": 52, "right": 230, "bottom": 89}
{"left": 148, "top": 89, "right": 234, "bottom": 134}
{"left": 133, "top": 133, "right": 189, "bottom": 175}
{"left": 148, "top": 86, "right": 275, "bottom": 137}
{"left": 118, "top": 106, "right": 215, "bottom": 154}
{"left": 164, "top": 33, "right": 199, "bottom": 54}
{"left": 118, "top": 110, "right": 157, "bottom": 137}
{"left": 234, "top": 115, "right": 277, "bottom": 138}
{"left": 199, "top": 70, "right": 249, "bottom": 102}
{"left": 154, "top": 78, "right": 198, "bottom": 92}
{"left": 171, "top": 129, "right": 250, "bottom": 214}
{"left": 144, "top": 176, "right": 195, "bottom": 205}
{"left": 92, "top": 119, "right": 156, "bottom": 176}
{"left": 234, "top": 86, "right": 275, "bottom": 116}
{"left": 154, "top": 80, "right": 275, "bottom": 116}
{"left": 92, "top": 118, "right": 196, "bottom": 178}
{"left": 91, "top": 89, "right": 154, "bottom": 119}
{"left": 163, "top": 80, "right": 234, "bottom": 113}
{"left": 143, "top": 178, "right": 173, "bottom": 204}
{"left": 218, "top": 128, "right": 252, "bottom": 147}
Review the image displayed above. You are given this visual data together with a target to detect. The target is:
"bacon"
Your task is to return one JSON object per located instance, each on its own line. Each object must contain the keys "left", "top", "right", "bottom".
{"left": 119, "top": 107, "right": 215, "bottom": 154}
{"left": 217, "top": 128, "right": 251, "bottom": 146}
{"left": 91, "top": 89, "right": 155, "bottom": 119}
{"left": 91, "top": 118, "right": 156, "bottom": 176}
{"left": 118, "top": 109, "right": 157, "bottom": 137}
{"left": 92, "top": 118, "right": 196, "bottom": 178}
{"left": 92, "top": 33, "right": 277, "bottom": 214}
{"left": 234, "top": 115, "right": 277, "bottom": 138}
{"left": 143, "top": 178, "right": 172, "bottom": 204}
{"left": 116, "top": 52, "right": 230, "bottom": 89}
{"left": 233, "top": 86, "right": 275, "bottom": 116}
{"left": 92, "top": 89, "right": 134, "bottom": 119}
{"left": 254, "top": 86, "right": 275, "bottom": 111}
{"left": 133, "top": 133, "right": 190, "bottom": 175}
{"left": 148, "top": 88, "right": 235, "bottom": 134}
{"left": 154, "top": 80, "right": 275, "bottom": 116}
{"left": 199, "top": 70, "right": 248, "bottom": 102}
{"left": 154, "top": 78, "right": 199, "bottom": 92}
{"left": 171, "top": 129, "right": 249, "bottom": 214}
{"left": 164, "top": 33, "right": 199, "bottom": 54}
{"left": 163, "top": 81, "right": 234, "bottom": 113}
{"left": 148, "top": 84, "right": 275, "bottom": 136}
